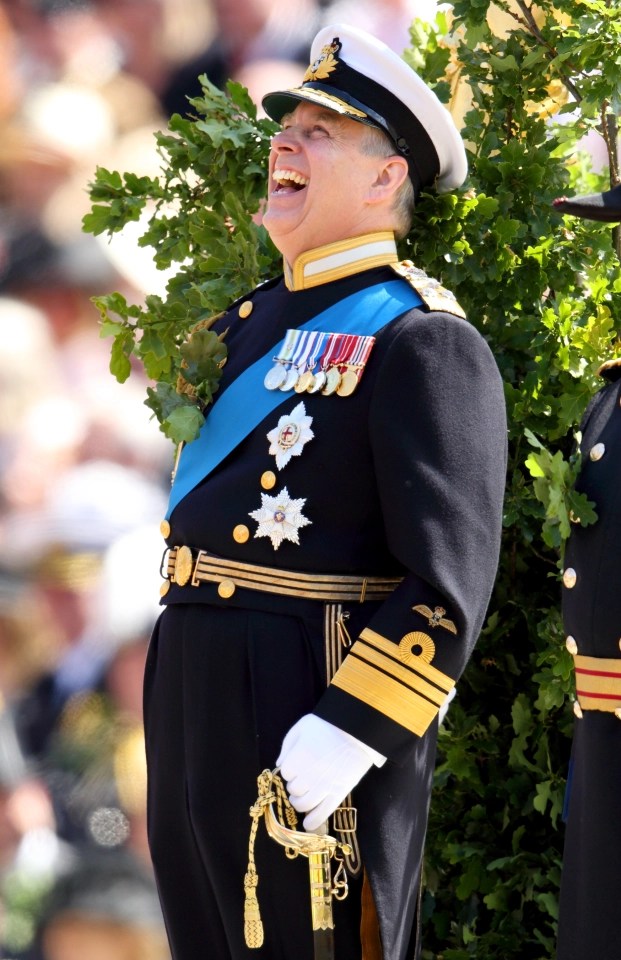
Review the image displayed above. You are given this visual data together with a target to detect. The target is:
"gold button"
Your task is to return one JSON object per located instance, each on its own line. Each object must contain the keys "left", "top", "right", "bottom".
{"left": 239, "top": 301, "right": 253, "bottom": 318}
{"left": 261, "top": 470, "right": 277, "bottom": 490}
{"left": 160, "top": 519, "right": 171, "bottom": 538}
{"left": 618, "top": 638, "right": 621, "bottom": 652}
{"left": 589, "top": 442, "right": 606, "bottom": 461}
{"left": 615, "top": 708, "right": 621, "bottom": 720}
{"left": 565, "top": 636, "right": 578, "bottom": 655}
{"left": 573, "top": 701, "right": 583, "bottom": 719}
{"left": 218, "top": 579, "right": 236, "bottom": 598}
{"left": 233, "top": 524, "right": 250, "bottom": 543}
{"left": 562, "top": 567, "right": 577, "bottom": 589}
{"left": 159, "top": 580, "right": 170, "bottom": 597}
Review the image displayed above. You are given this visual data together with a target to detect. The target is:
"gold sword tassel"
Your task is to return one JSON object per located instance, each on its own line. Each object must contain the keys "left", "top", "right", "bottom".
{"left": 244, "top": 770, "right": 351, "bottom": 949}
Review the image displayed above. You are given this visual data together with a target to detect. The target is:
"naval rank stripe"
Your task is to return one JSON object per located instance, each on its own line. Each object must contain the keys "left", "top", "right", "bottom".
{"left": 576, "top": 690, "right": 621, "bottom": 700}
{"left": 329, "top": 628, "right": 454, "bottom": 736}
{"left": 575, "top": 667, "right": 621, "bottom": 678}
{"left": 166, "top": 279, "right": 422, "bottom": 518}
{"left": 574, "top": 654, "right": 621, "bottom": 712}
{"left": 358, "top": 628, "right": 454, "bottom": 693}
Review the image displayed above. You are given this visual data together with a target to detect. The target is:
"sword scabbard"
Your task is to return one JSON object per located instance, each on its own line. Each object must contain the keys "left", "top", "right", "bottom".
{"left": 308, "top": 847, "right": 335, "bottom": 931}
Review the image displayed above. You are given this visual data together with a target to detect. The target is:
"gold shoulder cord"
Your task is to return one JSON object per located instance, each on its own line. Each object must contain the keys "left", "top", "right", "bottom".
{"left": 244, "top": 769, "right": 351, "bottom": 949}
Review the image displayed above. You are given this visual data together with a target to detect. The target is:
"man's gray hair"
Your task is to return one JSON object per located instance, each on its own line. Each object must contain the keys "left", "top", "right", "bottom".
{"left": 359, "top": 125, "right": 415, "bottom": 240}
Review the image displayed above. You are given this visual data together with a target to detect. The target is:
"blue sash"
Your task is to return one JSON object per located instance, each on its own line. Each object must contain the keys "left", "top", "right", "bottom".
{"left": 166, "top": 279, "right": 422, "bottom": 517}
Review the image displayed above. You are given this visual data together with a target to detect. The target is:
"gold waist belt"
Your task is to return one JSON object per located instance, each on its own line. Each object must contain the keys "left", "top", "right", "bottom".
{"left": 574, "top": 653, "right": 621, "bottom": 715}
{"left": 161, "top": 546, "right": 402, "bottom": 603}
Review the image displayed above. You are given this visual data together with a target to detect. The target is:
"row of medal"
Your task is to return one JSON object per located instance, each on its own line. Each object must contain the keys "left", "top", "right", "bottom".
{"left": 264, "top": 329, "right": 376, "bottom": 398}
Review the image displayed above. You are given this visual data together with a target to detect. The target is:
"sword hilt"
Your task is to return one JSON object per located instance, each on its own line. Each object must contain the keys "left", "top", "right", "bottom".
{"left": 244, "top": 769, "right": 352, "bottom": 949}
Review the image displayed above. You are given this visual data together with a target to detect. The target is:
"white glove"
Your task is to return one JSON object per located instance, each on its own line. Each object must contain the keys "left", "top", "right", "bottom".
{"left": 277, "top": 714, "right": 386, "bottom": 832}
{"left": 439, "top": 686, "right": 456, "bottom": 725}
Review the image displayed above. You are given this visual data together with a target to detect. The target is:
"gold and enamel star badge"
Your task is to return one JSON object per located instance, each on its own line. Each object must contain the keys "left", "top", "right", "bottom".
{"left": 266, "top": 401, "right": 314, "bottom": 470}
{"left": 249, "top": 486, "right": 311, "bottom": 550}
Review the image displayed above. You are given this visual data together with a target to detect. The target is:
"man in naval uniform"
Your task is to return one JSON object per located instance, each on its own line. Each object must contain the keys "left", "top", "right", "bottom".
{"left": 552, "top": 183, "right": 621, "bottom": 960}
{"left": 144, "top": 23, "right": 507, "bottom": 960}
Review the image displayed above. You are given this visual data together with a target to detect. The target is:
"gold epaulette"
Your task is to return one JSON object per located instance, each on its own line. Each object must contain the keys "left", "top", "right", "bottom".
{"left": 391, "top": 260, "right": 466, "bottom": 319}
{"left": 597, "top": 357, "right": 621, "bottom": 382}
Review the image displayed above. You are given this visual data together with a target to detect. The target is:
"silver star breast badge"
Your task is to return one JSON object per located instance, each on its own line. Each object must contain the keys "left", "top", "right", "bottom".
{"left": 266, "top": 401, "right": 314, "bottom": 470}
{"left": 249, "top": 486, "right": 312, "bottom": 550}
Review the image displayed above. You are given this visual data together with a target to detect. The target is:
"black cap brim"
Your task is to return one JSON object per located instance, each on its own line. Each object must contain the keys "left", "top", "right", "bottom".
{"left": 553, "top": 183, "right": 621, "bottom": 223}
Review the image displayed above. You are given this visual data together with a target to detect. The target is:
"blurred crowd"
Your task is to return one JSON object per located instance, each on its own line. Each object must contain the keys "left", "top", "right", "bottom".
{"left": 0, "top": 1, "right": 435, "bottom": 957}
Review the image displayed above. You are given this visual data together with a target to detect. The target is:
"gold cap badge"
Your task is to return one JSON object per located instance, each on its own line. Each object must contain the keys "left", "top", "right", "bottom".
{"left": 303, "top": 39, "right": 342, "bottom": 83}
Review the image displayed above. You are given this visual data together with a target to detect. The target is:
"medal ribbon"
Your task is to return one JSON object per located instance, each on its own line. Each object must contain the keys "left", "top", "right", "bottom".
{"left": 289, "top": 330, "right": 324, "bottom": 378}
{"left": 331, "top": 334, "right": 357, "bottom": 370}
{"left": 278, "top": 328, "right": 299, "bottom": 363}
{"left": 265, "top": 328, "right": 299, "bottom": 382}
{"left": 345, "top": 335, "right": 375, "bottom": 377}
{"left": 166, "top": 279, "right": 423, "bottom": 517}
{"left": 318, "top": 332, "right": 345, "bottom": 372}
{"left": 304, "top": 331, "right": 327, "bottom": 374}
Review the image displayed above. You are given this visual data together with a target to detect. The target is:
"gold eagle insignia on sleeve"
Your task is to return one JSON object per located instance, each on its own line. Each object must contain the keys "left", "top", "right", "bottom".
{"left": 412, "top": 604, "right": 458, "bottom": 635}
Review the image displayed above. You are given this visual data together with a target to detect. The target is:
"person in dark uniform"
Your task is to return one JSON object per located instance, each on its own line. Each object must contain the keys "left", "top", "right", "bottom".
{"left": 552, "top": 182, "right": 621, "bottom": 960}
{"left": 144, "top": 23, "right": 507, "bottom": 960}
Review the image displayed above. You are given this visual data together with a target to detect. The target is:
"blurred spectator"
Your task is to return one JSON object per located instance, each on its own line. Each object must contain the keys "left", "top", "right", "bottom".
{"left": 95, "top": 523, "right": 164, "bottom": 868}
{"left": 0, "top": 1, "right": 61, "bottom": 90}
{"left": 27, "top": 846, "right": 169, "bottom": 960}
{"left": 0, "top": 297, "right": 64, "bottom": 485}
{"left": 160, "top": 0, "right": 320, "bottom": 115}
{"left": 234, "top": 57, "right": 308, "bottom": 116}
{"left": 8, "top": 461, "right": 165, "bottom": 837}
{"left": 48, "top": 0, "right": 167, "bottom": 93}
{"left": 319, "top": 0, "right": 438, "bottom": 54}
{"left": 0, "top": 475, "right": 165, "bottom": 956}
{"left": 0, "top": 706, "right": 52, "bottom": 873}
{"left": 0, "top": 572, "right": 61, "bottom": 703}
{"left": 0, "top": 4, "right": 23, "bottom": 120}
{"left": 0, "top": 702, "right": 71, "bottom": 960}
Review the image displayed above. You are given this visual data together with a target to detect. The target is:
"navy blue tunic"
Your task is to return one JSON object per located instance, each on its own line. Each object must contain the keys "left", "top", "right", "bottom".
{"left": 144, "top": 263, "right": 507, "bottom": 960}
{"left": 557, "top": 371, "right": 621, "bottom": 960}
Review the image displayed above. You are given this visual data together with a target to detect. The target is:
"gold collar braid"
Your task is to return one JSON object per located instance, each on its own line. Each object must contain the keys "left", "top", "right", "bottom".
{"left": 284, "top": 232, "right": 398, "bottom": 291}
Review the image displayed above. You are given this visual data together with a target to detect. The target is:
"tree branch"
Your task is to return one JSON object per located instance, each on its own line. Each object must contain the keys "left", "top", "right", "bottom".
{"left": 498, "top": 0, "right": 584, "bottom": 103}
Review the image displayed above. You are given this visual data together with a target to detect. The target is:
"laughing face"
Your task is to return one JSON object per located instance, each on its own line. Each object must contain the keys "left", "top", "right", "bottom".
{"left": 262, "top": 101, "right": 397, "bottom": 265}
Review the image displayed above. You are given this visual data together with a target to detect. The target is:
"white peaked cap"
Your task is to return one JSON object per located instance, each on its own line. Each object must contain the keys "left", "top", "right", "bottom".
{"left": 262, "top": 22, "right": 468, "bottom": 194}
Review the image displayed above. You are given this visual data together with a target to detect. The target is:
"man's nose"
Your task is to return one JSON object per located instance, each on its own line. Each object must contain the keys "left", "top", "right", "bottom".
{"left": 271, "top": 128, "right": 300, "bottom": 152}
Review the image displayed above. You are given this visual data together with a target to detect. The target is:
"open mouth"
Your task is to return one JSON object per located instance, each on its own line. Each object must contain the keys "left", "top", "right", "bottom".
{"left": 273, "top": 170, "right": 309, "bottom": 194}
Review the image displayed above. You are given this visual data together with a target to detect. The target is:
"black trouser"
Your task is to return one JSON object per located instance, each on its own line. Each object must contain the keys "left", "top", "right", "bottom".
{"left": 144, "top": 602, "right": 363, "bottom": 960}
{"left": 557, "top": 713, "right": 621, "bottom": 960}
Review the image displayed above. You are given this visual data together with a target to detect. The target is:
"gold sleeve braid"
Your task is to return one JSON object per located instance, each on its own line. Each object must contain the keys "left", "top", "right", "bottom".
{"left": 330, "top": 628, "right": 455, "bottom": 737}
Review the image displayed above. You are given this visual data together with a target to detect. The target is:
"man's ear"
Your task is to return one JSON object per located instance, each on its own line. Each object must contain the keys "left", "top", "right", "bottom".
{"left": 367, "top": 155, "right": 409, "bottom": 205}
